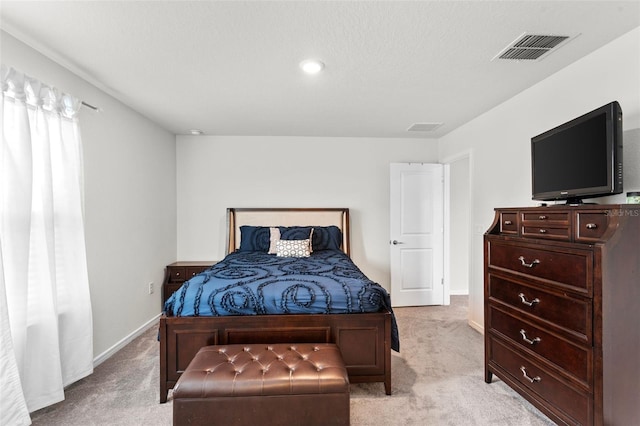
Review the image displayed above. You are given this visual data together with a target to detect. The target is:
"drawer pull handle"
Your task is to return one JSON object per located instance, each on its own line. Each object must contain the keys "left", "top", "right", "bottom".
{"left": 504, "top": 220, "right": 513, "bottom": 225}
{"left": 519, "top": 329, "right": 541, "bottom": 345}
{"left": 518, "top": 256, "right": 540, "bottom": 268}
{"left": 518, "top": 293, "right": 540, "bottom": 307}
{"left": 520, "top": 366, "right": 541, "bottom": 383}
{"left": 538, "top": 215, "right": 547, "bottom": 220}
{"left": 586, "top": 223, "right": 598, "bottom": 229}
{"left": 538, "top": 229, "right": 547, "bottom": 234}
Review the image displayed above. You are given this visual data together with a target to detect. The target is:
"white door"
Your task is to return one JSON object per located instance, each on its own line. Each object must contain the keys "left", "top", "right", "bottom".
{"left": 390, "top": 163, "right": 444, "bottom": 306}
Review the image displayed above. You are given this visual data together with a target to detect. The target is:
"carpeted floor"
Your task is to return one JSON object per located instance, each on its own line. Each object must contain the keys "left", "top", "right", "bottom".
{"left": 30, "top": 296, "right": 554, "bottom": 425}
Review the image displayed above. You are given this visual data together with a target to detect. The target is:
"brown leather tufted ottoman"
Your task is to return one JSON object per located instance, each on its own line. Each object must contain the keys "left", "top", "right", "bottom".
{"left": 172, "top": 343, "right": 350, "bottom": 426}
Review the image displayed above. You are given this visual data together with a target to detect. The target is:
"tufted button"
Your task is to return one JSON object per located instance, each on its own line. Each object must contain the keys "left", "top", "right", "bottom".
{"left": 313, "top": 346, "right": 320, "bottom": 351}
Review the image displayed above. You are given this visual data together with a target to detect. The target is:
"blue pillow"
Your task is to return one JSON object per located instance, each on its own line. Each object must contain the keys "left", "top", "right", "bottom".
{"left": 278, "top": 226, "right": 313, "bottom": 241}
{"left": 278, "top": 226, "right": 342, "bottom": 251}
{"left": 238, "top": 226, "right": 270, "bottom": 252}
{"left": 311, "top": 226, "right": 343, "bottom": 251}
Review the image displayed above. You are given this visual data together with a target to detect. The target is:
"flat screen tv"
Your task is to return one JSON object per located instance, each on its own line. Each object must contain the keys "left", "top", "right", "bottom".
{"left": 531, "top": 101, "right": 623, "bottom": 204}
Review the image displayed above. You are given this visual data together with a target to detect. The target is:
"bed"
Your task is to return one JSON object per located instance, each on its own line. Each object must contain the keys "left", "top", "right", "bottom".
{"left": 159, "top": 208, "right": 398, "bottom": 403}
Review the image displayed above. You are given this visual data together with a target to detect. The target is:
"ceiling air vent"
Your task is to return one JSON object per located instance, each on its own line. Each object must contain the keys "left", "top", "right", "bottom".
{"left": 407, "top": 122, "right": 443, "bottom": 132}
{"left": 493, "top": 33, "right": 571, "bottom": 61}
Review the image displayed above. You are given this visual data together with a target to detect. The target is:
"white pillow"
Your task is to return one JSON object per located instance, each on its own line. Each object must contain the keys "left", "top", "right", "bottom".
{"left": 268, "top": 227, "right": 281, "bottom": 254}
{"left": 276, "top": 239, "right": 311, "bottom": 257}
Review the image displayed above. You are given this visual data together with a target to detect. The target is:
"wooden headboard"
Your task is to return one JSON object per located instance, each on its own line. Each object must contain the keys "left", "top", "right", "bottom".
{"left": 226, "top": 208, "right": 350, "bottom": 256}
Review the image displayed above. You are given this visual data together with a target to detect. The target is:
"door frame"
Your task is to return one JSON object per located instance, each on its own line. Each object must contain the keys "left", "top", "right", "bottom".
{"left": 442, "top": 150, "right": 473, "bottom": 309}
{"left": 443, "top": 163, "right": 451, "bottom": 306}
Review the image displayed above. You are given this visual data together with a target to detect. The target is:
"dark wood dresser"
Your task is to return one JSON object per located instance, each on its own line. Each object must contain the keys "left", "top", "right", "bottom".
{"left": 162, "top": 261, "right": 216, "bottom": 306}
{"left": 484, "top": 205, "right": 639, "bottom": 425}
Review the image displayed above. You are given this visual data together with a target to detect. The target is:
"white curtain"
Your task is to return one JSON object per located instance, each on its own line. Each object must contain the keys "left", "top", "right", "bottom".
{"left": 0, "top": 65, "right": 94, "bottom": 424}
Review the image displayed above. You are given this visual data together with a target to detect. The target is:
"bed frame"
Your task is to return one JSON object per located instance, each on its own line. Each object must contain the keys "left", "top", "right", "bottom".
{"left": 159, "top": 208, "right": 392, "bottom": 403}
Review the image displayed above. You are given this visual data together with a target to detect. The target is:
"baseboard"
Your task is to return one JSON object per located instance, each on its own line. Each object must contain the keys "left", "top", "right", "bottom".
{"left": 449, "top": 290, "right": 470, "bottom": 296}
{"left": 93, "top": 313, "right": 160, "bottom": 367}
{"left": 468, "top": 318, "right": 484, "bottom": 334}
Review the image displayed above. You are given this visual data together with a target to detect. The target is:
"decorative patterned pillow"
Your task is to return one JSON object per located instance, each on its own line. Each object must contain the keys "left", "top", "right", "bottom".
{"left": 275, "top": 239, "right": 311, "bottom": 257}
{"left": 276, "top": 226, "right": 315, "bottom": 253}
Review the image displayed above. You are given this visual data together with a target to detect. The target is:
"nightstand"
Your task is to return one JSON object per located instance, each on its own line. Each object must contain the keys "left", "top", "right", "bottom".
{"left": 162, "top": 261, "right": 216, "bottom": 307}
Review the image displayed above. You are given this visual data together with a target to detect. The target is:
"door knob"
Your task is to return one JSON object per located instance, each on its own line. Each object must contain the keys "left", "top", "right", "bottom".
{"left": 391, "top": 240, "right": 404, "bottom": 245}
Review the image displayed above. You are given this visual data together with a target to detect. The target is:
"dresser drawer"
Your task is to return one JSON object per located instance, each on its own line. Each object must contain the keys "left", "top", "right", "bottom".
{"left": 185, "top": 266, "right": 208, "bottom": 280}
{"left": 164, "top": 283, "right": 182, "bottom": 302}
{"left": 169, "top": 267, "right": 187, "bottom": 282}
{"left": 521, "top": 225, "right": 571, "bottom": 241}
{"left": 522, "top": 212, "right": 571, "bottom": 224}
{"left": 488, "top": 305, "right": 590, "bottom": 383}
{"left": 487, "top": 274, "right": 591, "bottom": 343}
{"left": 499, "top": 212, "right": 519, "bottom": 234}
{"left": 521, "top": 211, "right": 571, "bottom": 241}
{"left": 574, "top": 211, "right": 609, "bottom": 242}
{"left": 487, "top": 241, "right": 592, "bottom": 294}
{"left": 168, "top": 264, "right": 211, "bottom": 283}
{"left": 488, "top": 337, "right": 590, "bottom": 425}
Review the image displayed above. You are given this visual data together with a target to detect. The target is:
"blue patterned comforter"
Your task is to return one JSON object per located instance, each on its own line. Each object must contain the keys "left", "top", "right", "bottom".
{"left": 163, "top": 250, "right": 399, "bottom": 351}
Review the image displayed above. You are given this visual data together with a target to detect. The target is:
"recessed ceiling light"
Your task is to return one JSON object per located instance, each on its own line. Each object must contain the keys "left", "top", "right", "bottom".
{"left": 299, "top": 59, "right": 324, "bottom": 74}
{"left": 188, "top": 129, "right": 203, "bottom": 135}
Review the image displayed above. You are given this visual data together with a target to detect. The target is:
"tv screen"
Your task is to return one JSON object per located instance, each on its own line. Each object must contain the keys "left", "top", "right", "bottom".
{"left": 531, "top": 101, "right": 623, "bottom": 204}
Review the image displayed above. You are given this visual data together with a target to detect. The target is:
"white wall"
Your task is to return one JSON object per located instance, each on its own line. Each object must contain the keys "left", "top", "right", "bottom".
{"left": 439, "top": 27, "right": 640, "bottom": 331}
{"left": 176, "top": 136, "right": 438, "bottom": 289}
{"left": 1, "top": 32, "right": 177, "bottom": 360}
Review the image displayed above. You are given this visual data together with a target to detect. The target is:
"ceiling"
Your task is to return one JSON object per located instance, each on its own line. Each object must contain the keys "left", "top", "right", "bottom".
{"left": 1, "top": 1, "right": 639, "bottom": 138}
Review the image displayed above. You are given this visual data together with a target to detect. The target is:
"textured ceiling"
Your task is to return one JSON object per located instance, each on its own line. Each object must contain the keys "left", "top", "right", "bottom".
{"left": 1, "top": 1, "right": 639, "bottom": 138}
